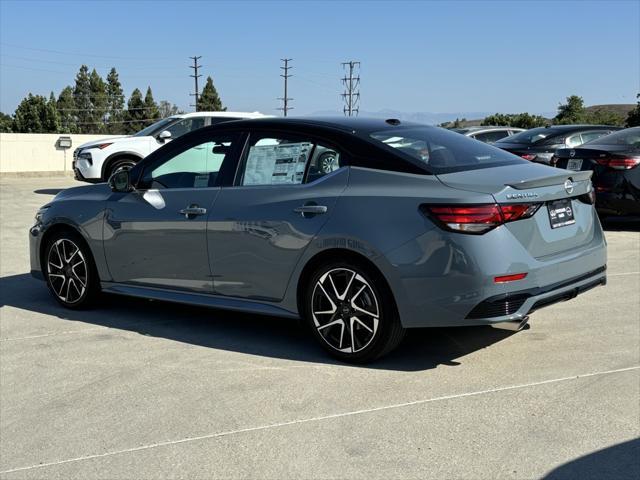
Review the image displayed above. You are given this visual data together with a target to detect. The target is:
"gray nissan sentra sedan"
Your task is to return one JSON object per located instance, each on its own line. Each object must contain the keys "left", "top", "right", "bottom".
{"left": 29, "top": 117, "right": 607, "bottom": 363}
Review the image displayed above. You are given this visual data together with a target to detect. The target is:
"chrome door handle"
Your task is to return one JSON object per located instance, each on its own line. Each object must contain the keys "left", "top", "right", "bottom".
{"left": 179, "top": 205, "right": 207, "bottom": 218}
{"left": 293, "top": 205, "right": 328, "bottom": 217}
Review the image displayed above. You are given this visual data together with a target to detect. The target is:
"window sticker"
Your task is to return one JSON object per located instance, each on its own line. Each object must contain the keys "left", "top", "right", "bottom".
{"left": 243, "top": 142, "right": 312, "bottom": 186}
{"left": 193, "top": 173, "right": 210, "bottom": 188}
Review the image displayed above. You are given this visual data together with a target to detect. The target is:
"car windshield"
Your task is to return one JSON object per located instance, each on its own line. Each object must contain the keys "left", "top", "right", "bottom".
{"left": 370, "top": 127, "right": 526, "bottom": 174}
{"left": 584, "top": 128, "right": 640, "bottom": 148}
{"left": 133, "top": 117, "right": 178, "bottom": 137}
{"left": 497, "top": 127, "right": 567, "bottom": 145}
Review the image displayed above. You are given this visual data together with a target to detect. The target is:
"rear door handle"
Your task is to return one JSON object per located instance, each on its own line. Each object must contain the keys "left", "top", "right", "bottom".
{"left": 293, "top": 205, "right": 328, "bottom": 217}
{"left": 179, "top": 205, "right": 207, "bottom": 218}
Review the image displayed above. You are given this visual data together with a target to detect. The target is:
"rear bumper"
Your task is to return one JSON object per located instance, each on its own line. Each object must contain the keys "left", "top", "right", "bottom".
{"left": 466, "top": 266, "right": 606, "bottom": 322}
{"left": 381, "top": 207, "right": 607, "bottom": 328}
{"left": 596, "top": 191, "right": 640, "bottom": 216}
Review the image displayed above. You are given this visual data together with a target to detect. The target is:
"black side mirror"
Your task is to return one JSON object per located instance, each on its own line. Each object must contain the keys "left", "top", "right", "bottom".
{"left": 108, "top": 169, "right": 133, "bottom": 192}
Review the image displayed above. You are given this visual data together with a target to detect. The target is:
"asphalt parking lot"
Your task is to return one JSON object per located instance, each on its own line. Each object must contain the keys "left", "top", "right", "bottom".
{"left": 0, "top": 176, "right": 638, "bottom": 479}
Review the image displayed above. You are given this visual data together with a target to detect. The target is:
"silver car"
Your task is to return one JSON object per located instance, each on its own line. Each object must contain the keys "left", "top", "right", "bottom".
{"left": 29, "top": 118, "right": 607, "bottom": 363}
{"left": 452, "top": 126, "right": 525, "bottom": 144}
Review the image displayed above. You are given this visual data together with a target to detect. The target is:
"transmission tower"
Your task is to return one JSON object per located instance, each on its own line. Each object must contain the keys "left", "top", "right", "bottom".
{"left": 189, "top": 56, "right": 203, "bottom": 111}
{"left": 278, "top": 58, "right": 293, "bottom": 116}
{"left": 341, "top": 61, "right": 360, "bottom": 116}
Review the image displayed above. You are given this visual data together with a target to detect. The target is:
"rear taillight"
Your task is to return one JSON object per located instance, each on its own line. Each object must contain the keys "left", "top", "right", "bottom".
{"left": 520, "top": 154, "right": 537, "bottom": 161}
{"left": 422, "top": 203, "right": 541, "bottom": 234}
{"left": 596, "top": 157, "right": 640, "bottom": 170}
{"left": 577, "top": 189, "right": 596, "bottom": 204}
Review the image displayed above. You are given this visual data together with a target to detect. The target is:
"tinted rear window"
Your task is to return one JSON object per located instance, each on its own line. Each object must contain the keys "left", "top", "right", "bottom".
{"left": 585, "top": 128, "right": 640, "bottom": 147}
{"left": 497, "top": 127, "right": 567, "bottom": 145}
{"left": 370, "top": 127, "right": 526, "bottom": 174}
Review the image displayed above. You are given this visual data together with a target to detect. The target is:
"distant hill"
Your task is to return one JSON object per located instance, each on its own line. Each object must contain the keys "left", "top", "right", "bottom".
{"left": 585, "top": 104, "right": 635, "bottom": 117}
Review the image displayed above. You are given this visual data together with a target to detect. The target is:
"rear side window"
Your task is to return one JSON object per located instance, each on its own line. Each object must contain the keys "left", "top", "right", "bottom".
{"left": 370, "top": 127, "right": 525, "bottom": 174}
{"left": 238, "top": 134, "right": 342, "bottom": 186}
{"left": 473, "top": 130, "right": 509, "bottom": 144}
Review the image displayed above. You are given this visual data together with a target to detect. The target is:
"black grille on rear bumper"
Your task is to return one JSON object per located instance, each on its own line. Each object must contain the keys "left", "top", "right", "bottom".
{"left": 466, "top": 295, "right": 529, "bottom": 319}
{"left": 465, "top": 266, "right": 607, "bottom": 319}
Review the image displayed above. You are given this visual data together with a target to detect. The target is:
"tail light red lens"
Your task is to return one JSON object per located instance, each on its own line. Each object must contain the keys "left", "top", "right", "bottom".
{"left": 596, "top": 157, "right": 640, "bottom": 170}
{"left": 520, "top": 154, "right": 537, "bottom": 161}
{"left": 422, "top": 203, "right": 541, "bottom": 234}
{"left": 494, "top": 273, "right": 528, "bottom": 283}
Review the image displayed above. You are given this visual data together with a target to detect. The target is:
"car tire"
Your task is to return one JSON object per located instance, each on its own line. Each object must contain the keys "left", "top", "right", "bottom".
{"left": 44, "top": 230, "right": 100, "bottom": 309}
{"left": 105, "top": 157, "right": 137, "bottom": 181}
{"left": 302, "top": 260, "right": 405, "bottom": 363}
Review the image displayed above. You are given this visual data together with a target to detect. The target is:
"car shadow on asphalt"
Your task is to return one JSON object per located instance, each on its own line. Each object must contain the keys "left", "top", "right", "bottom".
{"left": 543, "top": 438, "right": 639, "bottom": 480}
{"left": 0, "top": 273, "right": 516, "bottom": 372}
{"left": 600, "top": 215, "right": 640, "bottom": 232}
{"left": 33, "top": 188, "right": 64, "bottom": 195}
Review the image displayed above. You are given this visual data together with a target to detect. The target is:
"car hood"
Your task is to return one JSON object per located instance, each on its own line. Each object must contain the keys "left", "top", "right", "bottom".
{"left": 52, "top": 183, "right": 112, "bottom": 202}
{"left": 77, "top": 136, "right": 132, "bottom": 149}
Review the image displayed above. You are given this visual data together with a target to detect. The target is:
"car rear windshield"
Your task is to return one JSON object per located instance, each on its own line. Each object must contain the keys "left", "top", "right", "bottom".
{"left": 585, "top": 128, "right": 640, "bottom": 147}
{"left": 370, "top": 127, "right": 526, "bottom": 174}
{"left": 496, "top": 127, "right": 566, "bottom": 145}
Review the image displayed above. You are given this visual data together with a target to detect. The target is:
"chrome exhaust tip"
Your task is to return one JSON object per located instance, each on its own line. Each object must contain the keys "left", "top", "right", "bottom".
{"left": 492, "top": 316, "right": 530, "bottom": 332}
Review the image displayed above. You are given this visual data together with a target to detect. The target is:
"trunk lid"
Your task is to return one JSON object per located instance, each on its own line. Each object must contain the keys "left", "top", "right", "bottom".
{"left": 436, "top": 163, "right": 597, "bottom": 258}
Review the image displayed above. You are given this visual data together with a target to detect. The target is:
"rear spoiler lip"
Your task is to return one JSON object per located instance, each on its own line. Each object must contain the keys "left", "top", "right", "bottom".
{"left": 506, "top": 170, "right": 592, "bottom": 190}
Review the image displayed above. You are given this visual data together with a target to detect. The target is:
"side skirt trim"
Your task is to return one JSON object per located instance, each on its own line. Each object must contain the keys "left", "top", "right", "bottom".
{"left": 100, "top": 282, "right": 300, "bottom": 319}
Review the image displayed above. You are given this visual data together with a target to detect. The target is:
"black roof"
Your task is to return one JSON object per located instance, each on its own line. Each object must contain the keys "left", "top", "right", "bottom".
{"left": 220, "top": 116, "right": 429, "bottom": 135}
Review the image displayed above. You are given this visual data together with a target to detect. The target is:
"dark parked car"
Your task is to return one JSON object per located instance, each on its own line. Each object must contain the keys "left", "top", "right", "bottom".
{"left": 553, "top": 127, "right": 640, "bottom": 216}
{"left": 495, "top": 125, "right": 621, "bottom": 164}
{"left": 30, "top": 117, "right": 607, "bottom": 363}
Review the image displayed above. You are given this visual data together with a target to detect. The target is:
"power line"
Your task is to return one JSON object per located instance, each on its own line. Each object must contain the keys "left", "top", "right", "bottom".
{"left": 0, "top": 42, "right": 165, "bottom": 61}
{"left": 341, "top": 60, "right": 360, "bottom": 117}
{"left": 278, "top": 58, "right": 293, "bottom": 117}
{"left": 189, "top": 56, "right": 202, "bottom": 111}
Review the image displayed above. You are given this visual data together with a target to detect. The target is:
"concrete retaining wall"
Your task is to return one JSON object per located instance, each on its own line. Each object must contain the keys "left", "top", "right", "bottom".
{"left": 0, "top": 133, "right": 121, "bottom": 175}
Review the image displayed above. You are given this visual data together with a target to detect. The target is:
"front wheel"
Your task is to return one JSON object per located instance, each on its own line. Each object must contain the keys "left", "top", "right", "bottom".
{"left": 303, "top": 261, "right": 405, "bottom": 363}
{"left": 44, "top": 231, "right": 100, "bottom": 309}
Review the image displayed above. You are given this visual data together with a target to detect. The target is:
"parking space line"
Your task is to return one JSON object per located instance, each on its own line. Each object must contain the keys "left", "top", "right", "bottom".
{"left": 2, "top": 365, "right": 638, "bottom": 475}
{"left": 608, "top": 271, "right": 640, "bottom": 277}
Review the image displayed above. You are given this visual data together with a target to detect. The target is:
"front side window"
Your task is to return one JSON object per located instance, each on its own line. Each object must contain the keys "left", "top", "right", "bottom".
{"left": 142, "top": 133, "right": 239, "bottom": 189}
{"left": 370, "top": 127, "right": 525, "bottom": 174}
{"left": 165, "top": 117, "right": 206, "bottom": 139}
{"left": 238, "top": 134, "right": 342, "bottom": 186}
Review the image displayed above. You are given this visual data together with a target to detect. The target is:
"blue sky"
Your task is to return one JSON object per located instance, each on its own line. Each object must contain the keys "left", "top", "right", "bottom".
{"left": 1, "top": 0, "right": 638, "bottom": 117}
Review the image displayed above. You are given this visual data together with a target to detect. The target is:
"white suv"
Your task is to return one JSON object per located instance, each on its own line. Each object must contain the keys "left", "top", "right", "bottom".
{"left": 72, "top": 111, "right": 266, "bottom": 182}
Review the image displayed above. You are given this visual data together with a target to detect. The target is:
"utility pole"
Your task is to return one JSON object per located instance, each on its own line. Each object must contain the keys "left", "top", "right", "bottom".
{"left": 341, "top": 61, "right": 360, "bottom": 116}
{"left": 189, "top": 56, "right": 202, "bottom": 111}
{"left": 278, "top": 58, "right": 293, "bottom": 117}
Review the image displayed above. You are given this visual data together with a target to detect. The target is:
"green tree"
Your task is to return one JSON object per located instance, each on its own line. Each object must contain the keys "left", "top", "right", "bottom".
{"left": 12, "top": 94, "right": 46, "bottom": 132}
{"left": 197, "top": 76, "right": 226, "bottom": 111}
{"left": 554, "top": 95, "right": 586, "bottom": 125}
{"left": 510, "top": 113, "right": 548, "bottom": 129}
{"left": 158, "top": 100, "right": 182, "bottom": 118}
{"left": 106, "top": 67, "right": 125, "bottom": 134}
{"left": 143, "top": 86, "right": 160, "bottom": 125}
{"left": 625, "top": 94, "right": 640, "bottom": 127}
{"left": 481, "top": 113, "right": 513, "bottom": 126}
{"left": 89, "top": 69, "right": 107, "bottom": 133}
{"left": 0, "top": 112, "right": 12, "bottom": 132}
{"left": 43, "top": 92, "right": 61, "bottom": 132}
{"left": 12, "top": 93, "right": 59, "bottom": 133}
{"left": 57, "top": 86, "right": 78, "bottom": 133}
{"left": 124, "top": 88, "right": 146, "bottom": 134}
{"left": 73, "top": 65, "right": 93, "bottom": 133}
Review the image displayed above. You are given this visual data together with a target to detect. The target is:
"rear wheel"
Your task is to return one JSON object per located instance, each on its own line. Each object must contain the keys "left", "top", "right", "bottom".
{"left": 303, "top": 261, "right": 405, "bottom": 363}
{"left": 44, "top": 231, "right": 100, "bottom": 309}
{"left": 105, "top": 157, "right": 137, "bottom": 181}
